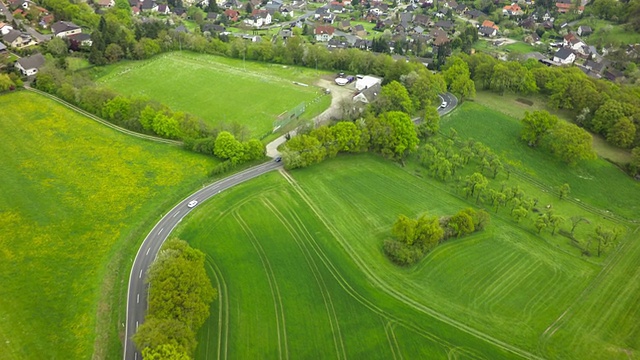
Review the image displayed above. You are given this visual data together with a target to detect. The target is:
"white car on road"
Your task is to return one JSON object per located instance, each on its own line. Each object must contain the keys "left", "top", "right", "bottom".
{"left": 187, "top": 200, "right": 198, "bottom": 208}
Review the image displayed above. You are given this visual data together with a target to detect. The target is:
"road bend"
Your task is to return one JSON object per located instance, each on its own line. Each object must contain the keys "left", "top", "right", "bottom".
{"left": 124, "top": 160, "right": 282, "bottom": 360}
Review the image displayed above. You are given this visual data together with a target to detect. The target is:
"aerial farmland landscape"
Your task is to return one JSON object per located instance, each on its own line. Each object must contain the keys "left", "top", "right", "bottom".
{"left": 1, "top": 0, "right": 640, "bottom": 359}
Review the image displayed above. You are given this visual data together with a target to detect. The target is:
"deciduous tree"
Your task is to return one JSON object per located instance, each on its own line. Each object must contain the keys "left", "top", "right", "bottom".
{"left": 548, "top": 122, "right": 597, "bottom": 165}
{"left": 520, "top": 111, "right": 558, "bottom": 147}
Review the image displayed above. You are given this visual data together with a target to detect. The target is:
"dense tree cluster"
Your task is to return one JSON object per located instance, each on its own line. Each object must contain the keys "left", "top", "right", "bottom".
{"left": 384, "top": 208, "right": 489, "bottom": 266}
{"left": 282, "top": 111, "right": 418, "bottom": 169}
{"left": 133, "top": 239, "right": 216, "bottom": 359}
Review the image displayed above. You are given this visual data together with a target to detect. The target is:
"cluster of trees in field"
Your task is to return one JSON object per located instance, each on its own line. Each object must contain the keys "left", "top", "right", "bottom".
{"left": 417, "top": 135, "right": 622, "bottom": 256}
{"left": 133, "top": 239, "right": 216, "bottom": 360}
{"left": 520, "top": 110, "right": 597, "bottom": 165}
{"left": 463, "top": 53, "right": 640, "bottom": 152}
{"left": 586, "top": 0, "right": 640, "bottom": 32}
{"left": 384, "top": 208, "right": 490, "bottom": 266}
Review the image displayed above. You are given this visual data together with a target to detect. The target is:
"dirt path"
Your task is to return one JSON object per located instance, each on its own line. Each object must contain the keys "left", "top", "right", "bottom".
{"left": 266, "top": 79, "right": 355, "bottom": 157}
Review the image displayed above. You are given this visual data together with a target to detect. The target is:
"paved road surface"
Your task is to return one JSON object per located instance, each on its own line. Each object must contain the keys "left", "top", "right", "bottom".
{"left": 123, "top": 160, "right": 282, "bottom": 360}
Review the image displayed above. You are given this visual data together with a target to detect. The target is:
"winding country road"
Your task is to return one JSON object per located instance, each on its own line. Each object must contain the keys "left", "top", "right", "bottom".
{"left": 123, "top": 161, "right": 282, "bottom": 360}
{"left": 124, "top": 93, "right": 458, "bottom": 360}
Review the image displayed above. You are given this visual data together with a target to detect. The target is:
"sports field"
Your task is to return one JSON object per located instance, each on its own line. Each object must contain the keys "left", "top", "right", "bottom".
{"left": 0, "top": 91, "right": 217, "bottom": 359}
{"left": 176, "top": 152, "right": 639, "bottom": 359}
{"left": 95, "top": 52, "right": 331, "bottom": 138}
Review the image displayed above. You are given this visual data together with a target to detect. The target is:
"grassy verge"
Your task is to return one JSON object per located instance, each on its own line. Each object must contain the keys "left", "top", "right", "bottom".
{"left": 0, "top": 91, "right": 217, "bottom": 359}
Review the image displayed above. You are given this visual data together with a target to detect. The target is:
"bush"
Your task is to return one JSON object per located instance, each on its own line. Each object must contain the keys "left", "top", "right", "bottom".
{"left": 383, "top": 239, "right": 424, "bottom": 266}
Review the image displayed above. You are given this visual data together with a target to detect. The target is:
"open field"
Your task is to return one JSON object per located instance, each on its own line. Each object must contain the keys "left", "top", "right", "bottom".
{"left": 441, "top": 101, "right": 640, "bottom": 219}
{"left": 471, "top": 91, "right": 633, "bottom": 164}
{"left": 176, "top": 151, "right": 638, "bottom": 358}
{"left": 0, "top": 91, "right": 217, "bottom": 359}
{"left": 95, "top": 52, "right": 331, "bottom": 138}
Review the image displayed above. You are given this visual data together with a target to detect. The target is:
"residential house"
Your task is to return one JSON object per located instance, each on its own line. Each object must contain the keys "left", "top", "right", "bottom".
{"left": 327, "top": 37, "right": 348, "bottom": 49}
{"left": 329, "top": 1, "right": 344, "bottom": 13}
{"left": 140, "top": 1, "right": 158, "bottom": 12}
{"left": 68, "top": 33, "right": 93, "bottom": 48}
{"left": 156, "top": 4, "right": 171, "bottom": 14}
{"left": 206, "top": 12, "right": 218, "bottom": 21}
{"left": 224, "top": 9, "right": 240, "bottom": 22}
{"left": 3, "top": 29, "right": 35, "bottom": 48}
{"left": 315, "top": 6, "right": 329, "bottom": 19}
{"left": 434, "top": 20, "right": 455, "bottom": 32}
{"left": 482, "top": 19, "right": 499, "bottom": 30}
{"left": 244, "top": 9, "right": 271, "bottom": 27}
{"left": 556, "top": 2, "right": 584, "bottom": 14}
{"left": 314, "top": 25, "right": 335, "bottom": 42}
{"left": 322, "top": 13, "right": 336, "bottom": 24}
{"left": 521, "top": 17, "right": 536, "bottom": 29}
{"left": 577, "top": 25, "right": 592, "bottom": 36}
{"left": 202, "top": 23, "right": 226, "bottom": 33}
{"left": 0, "top": 42, "right": 7, "bottom": 53}
{"left": 465, "top": 9, "right": 486, "bottom": 19}
{"left": 280, "top": 28, "right": 292, "bottom": 40}
{"left": 95, "top": 0, "right": 115, "bottom": 7}
{"left": 455, "top": 4, "right": 468, "bottom": 14}
{"left": 355, "top": 75, "right": 382, "bottom": 91}
{"left": 8, "top": 0, "right": 31, "bottom": 10}
{"left": 584, "top": 59, "right": 606, "bottom": 74}
{"left": 553, "top": 48, "right": 575, "bottom": 64}
{"left": 525, "top": 32, "right": 541, "bottom": 44}
{"left": 413, "top": 25, "right": 425, "bottom": 34}
{"left": 435, "top": 7, "right": 448, "bottom": 18}
{"left": 173, "top": 7, "right": 187, "bottom": 16}
{"left": 51, "top": 21, "right": 81, "bottom": 38}
{"left": 478, "top": 26, "right": 497, "bottom": 37}
{"left": 352, "top": 24, "right": 367, "bottom": 37}
{"left": 444, "top": 0, "right": 457, "bottom": 8}
{"left": 502, "top": 3, "right": 523, "bottom": 16}
{"left": 280, "top": 6, "right": 293, "bottom": 18}
{"left": 399, "top": 12, "right": 412, "bottom": 28}
{"left": 39, "top": 14, "right": 54, "bottom": 28}
{"left": 0, "top": 23, "right": 13, "bottom": 36}
{"left": 413, "top": 14, "right": 429, "bottom": 27}
{"left": 339, "top": 20, "right": 351, "bottom": 31}
{"left": 15, "top": 52, "right": 45, "bottom": 76}
{"left": 432, "top": 29, "right": 450, "bottom": 46}
{"left": 354, "top": 38, "right": 372, "bottom": 50}
{"left": 604, "top": 68, "right": 624, "bottom": 82}
{"left": 264, "top": 2, "right": 282, "bottom": 15}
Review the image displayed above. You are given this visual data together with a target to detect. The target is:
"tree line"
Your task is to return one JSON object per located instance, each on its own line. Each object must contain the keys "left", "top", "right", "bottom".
{"left": 384, "top": 208, "right": 490, "bottom": 266}
{"left": 133, "top": 239, "right": 216, "bottom": 359}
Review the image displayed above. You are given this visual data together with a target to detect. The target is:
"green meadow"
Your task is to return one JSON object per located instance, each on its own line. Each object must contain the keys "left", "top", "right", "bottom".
{"left": 0, "top": 91, "right": 216, "bottom": 359}
{"left": 176, "top": 143, "right": 639, "bottom": 359}
{"left": 95, "top": 52, "right": 331, "bottom": 138}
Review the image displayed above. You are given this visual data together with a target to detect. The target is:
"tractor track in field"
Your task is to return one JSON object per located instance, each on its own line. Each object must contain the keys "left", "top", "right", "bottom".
{"left": 277, "top": 170, "right": 487, "bottom": 360}
{"left": 235, "top": 213, "right": 289, "bottom": 360}
{"left": 263, "top": 199, "right": 347, "bottom": 360}
{"left": 278, "top": 170, "right": 542, "bottom": 360}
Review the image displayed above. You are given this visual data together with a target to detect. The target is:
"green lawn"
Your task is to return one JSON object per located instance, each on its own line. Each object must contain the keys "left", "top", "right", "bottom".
{"left": 95, "top": 52, "right": 331, "bottom": 138}
{"left": 504, "top": 41, "right": 538, "bottom": 54}
{"left": 175, "top": 151, "right": 639, "bottom": 359}
{"left": 441, "top": 101, "right": 640, "bottom": 220}
{"left": 0, "top": 91, "right": 217, "bottom": 359}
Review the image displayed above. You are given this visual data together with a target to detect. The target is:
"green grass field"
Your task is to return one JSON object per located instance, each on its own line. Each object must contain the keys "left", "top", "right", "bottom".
{"left": 175, "top": 149, "right": 639, "bottom": 359}
{"left": 574, "top": 18, "right": 640, "bottom": 46}
{"left": 441, "top": 101, "right": 640, "bottom": 220}
{"left": 0, "top": 91, "right": 217, "bottom": 359}
{"left": 95, "top": 52, "right": 331, "bottom": 138}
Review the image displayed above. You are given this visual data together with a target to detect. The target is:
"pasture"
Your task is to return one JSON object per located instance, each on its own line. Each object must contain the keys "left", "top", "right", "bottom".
{"left": 0, "top": 91, "right": 216, "bottom": 359}
{"left": 442, "top": 101, "right": 640, "bottom": 219}
{"left": 176, "top": 153, "right": 638, "bottom": 359}
{"left": 95, "top": 52, "right": 331, "bottom": 138}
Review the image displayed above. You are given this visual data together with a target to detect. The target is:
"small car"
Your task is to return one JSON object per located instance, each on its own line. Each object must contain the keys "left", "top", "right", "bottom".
{"left": 275, "top": 156, "right": 282, "bottom": 162}
{"left": 440, "top": 101, "right": 448, "bottom": 108}
{"left": 187, "top": 200, "right": 198, "bottom": 208}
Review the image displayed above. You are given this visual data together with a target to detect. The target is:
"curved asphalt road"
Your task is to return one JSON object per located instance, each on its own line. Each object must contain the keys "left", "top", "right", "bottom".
{"left": 124, "top": 160, "right": 282, "bottom": 360}
{"left": 123, "top": 92, "right": 458, "bottom": 360}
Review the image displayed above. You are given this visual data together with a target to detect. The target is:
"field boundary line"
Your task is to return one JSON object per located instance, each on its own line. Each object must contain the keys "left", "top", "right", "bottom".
{"left": 277, "top": 170, "right": 484, "bottom": 360}
{"left": 24, "top": 87, "right": 183, "bottom": 146}
{"left": 262, "top": 198, "right": 346, "bottom": 360}
{"left": 278, "top": 170, "right": 542, "bottom": 360}
{"left": 234, "top": 212, "right": 289, "bottom": 360}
